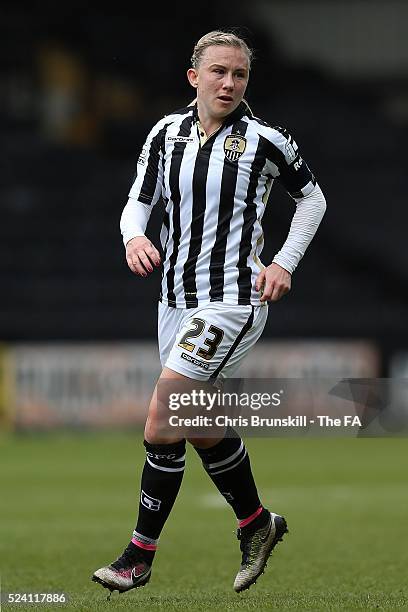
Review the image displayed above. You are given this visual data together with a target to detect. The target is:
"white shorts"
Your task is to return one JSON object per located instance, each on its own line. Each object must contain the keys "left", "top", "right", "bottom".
{"left": 158, "top": 301, "right": 268, "bottom": 382}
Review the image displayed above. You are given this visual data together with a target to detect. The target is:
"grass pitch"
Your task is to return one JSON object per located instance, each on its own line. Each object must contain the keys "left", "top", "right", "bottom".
{"left": 0, "top": 432, "right": 407, "bottom": 611}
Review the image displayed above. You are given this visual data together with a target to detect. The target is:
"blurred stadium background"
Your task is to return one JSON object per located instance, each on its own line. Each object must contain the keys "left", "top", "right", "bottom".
{"left": 0, "top": 0, "right": 407, "bottom": 428}
{"left": 0, "top": 2, "right": 407, "bottom": 609}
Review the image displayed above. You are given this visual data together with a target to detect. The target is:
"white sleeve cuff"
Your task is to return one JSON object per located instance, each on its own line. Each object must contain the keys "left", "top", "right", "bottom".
{"left": 272, "top": 183, "right": 326, "bottom": 274}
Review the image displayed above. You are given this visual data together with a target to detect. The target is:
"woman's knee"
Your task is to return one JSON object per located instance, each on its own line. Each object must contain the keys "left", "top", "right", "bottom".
{"left": 144, "top": 367, "right": 191, "bottom": 444}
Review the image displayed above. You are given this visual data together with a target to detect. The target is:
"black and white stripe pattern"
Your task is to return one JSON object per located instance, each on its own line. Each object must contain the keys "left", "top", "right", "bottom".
{"left": 129, "top": 102, "right": 316, "bottom": 308}
{"left": 202, "top": 439, "right": 248, "bottom": 476}
{"left": 144, "top": 439, "right": 186, "bottom": 473}
{"left": 145, "top": 452, "right": 186, "bottom": 473}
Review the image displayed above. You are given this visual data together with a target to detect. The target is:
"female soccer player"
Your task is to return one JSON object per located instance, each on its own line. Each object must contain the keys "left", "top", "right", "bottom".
{"left": 92, "top": 29, "right": 326, "bottom": 595}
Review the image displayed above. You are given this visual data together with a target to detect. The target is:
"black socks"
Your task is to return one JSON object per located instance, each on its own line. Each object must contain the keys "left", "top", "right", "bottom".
{"left": 131, "top": 439, "right": 186, "bottom": 563}
{"left": 130, "top": 431, "right": 266, "bottom": 565}
{"left": 193, "top": 429, "right": 263, "bottom": 522}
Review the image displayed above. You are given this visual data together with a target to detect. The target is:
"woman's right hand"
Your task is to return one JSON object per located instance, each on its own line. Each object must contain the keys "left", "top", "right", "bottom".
{"left": 125, "top": 236, "right": 161, "bottom": 276}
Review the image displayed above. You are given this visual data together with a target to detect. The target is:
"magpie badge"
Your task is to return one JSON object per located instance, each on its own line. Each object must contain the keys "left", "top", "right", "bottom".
{"left": 224, "top": 134, "right": 247, "bottom": 162}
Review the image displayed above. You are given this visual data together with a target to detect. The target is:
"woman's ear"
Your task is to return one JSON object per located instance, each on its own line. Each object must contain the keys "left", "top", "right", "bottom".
{"left": 187, "top": 68, "right": 198, "bottom": 88}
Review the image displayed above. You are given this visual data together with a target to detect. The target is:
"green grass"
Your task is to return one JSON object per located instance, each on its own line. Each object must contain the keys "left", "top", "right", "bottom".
{"left": 0, "top": 433, "right": 407, "bottom": 611}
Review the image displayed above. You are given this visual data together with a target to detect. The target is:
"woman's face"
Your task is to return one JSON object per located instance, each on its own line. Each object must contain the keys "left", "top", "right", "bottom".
{"left": 187, "top": 45, "right": 250, "bottom": 123}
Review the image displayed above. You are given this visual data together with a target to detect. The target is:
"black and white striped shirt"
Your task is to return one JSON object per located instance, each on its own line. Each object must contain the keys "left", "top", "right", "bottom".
{"left": 128, "top": 102, "right": 316, "bottom": 308}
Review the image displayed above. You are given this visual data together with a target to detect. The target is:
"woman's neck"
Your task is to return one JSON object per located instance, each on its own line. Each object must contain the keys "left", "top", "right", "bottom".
{"left": 196, "top": 104, "right": 223, "bottom": 137}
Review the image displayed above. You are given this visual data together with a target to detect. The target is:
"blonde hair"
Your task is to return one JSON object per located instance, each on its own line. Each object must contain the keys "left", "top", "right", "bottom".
{"left": 191, "top": 30, "right": 253, "bottom": 69}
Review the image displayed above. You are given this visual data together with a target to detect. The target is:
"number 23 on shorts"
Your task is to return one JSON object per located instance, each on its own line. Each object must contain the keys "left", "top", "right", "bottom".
{"left": 178, "top": 317, "right": 224, "bottom": 360}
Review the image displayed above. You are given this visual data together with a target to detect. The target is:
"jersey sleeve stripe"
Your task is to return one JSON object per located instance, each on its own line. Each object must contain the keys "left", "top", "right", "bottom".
{"left": 260, "top": 132, "right": 316, "bottom": 199}
{"left": 134, "top": 124, "right": 169, "bottom": 205}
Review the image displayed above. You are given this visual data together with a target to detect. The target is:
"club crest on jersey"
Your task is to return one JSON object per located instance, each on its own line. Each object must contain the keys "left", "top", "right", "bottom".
{"left": 223, "top": 134, "right": 246, "bottom": 162}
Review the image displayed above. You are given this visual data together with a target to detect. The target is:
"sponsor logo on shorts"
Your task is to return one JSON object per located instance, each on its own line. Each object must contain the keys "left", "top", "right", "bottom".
{"left": 181, "top": 352, "right": 209, "bottom": 370}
